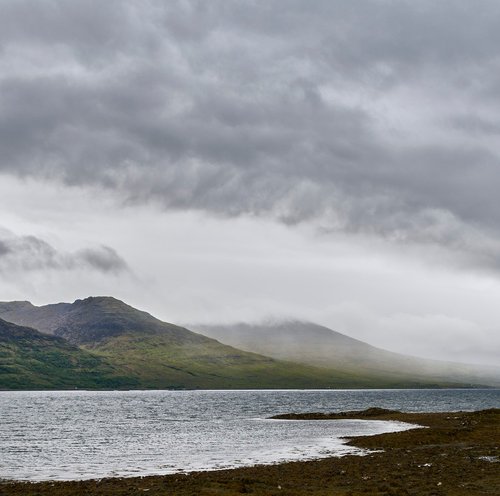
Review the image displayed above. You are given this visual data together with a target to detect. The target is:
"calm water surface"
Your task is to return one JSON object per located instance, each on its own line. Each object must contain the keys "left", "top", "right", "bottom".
{"left": 0, "top": 389, "right": 498, "bottom": 481}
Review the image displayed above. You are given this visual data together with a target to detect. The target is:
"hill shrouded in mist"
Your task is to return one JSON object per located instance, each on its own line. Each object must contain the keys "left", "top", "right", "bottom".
{"left": 1, "top": 297, "right": 498, "bottom": 390}
{"left": 194, "top": 320, "right": 500, "bottom": 388}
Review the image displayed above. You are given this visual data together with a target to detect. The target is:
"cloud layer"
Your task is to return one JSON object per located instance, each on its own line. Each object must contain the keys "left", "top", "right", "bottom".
{"left": 1, "top": 1, "right": 500, "bottom": 270}
{"left": 0, "top": 228, "right": 127, "bottom": 274}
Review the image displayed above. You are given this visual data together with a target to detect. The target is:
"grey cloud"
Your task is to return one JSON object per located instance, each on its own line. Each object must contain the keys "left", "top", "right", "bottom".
{"left": 0, "top": 229, "right": 128, "bottom": 274}
{"left": 1, "top": 1, "right": 500, "bottom": 271}
{"left": 449, "top": 114, "right": 500, "bottom": 136}
{"left": 0, "top": 240, "right": 12, "bottom": 256}
{"left": 77, "top": 246, "right": 128, "bottom": 273}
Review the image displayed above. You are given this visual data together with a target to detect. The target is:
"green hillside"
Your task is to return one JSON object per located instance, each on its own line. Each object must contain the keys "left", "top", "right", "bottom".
{"left": 0, "top": 318, "right": 135, "bottom": 390}
{"left": 85, "top": 332, "right": 375, "bottom": 389}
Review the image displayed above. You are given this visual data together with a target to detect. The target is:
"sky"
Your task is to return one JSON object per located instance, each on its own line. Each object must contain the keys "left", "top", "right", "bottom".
{"left": 1, "top": 0, "right": 500, "bottom": 366}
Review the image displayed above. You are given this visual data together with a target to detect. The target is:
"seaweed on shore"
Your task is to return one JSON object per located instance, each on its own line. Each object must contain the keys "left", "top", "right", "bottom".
{"left": 270, "top": 407, "right": 402, "bottom": 420}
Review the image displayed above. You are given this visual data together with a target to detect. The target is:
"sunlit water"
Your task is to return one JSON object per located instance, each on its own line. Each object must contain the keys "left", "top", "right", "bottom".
{"left": 0, "top": 389, "right": 498, "bottom": 481}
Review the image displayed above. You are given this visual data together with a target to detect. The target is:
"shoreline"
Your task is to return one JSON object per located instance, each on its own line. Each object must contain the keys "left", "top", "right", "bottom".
{"left": 1, "top": 408, "right": 498, "bottom": 495}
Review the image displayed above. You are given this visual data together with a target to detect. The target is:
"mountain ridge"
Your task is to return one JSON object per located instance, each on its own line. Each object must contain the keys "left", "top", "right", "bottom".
{"left": 1, "top": 297, "right": 396, "bottom": 389}
{"left": 1, "top": 297, "right": 497, "bottom": 389}
{"left": 0, "top": 296, "right": 194, "bottom": 344}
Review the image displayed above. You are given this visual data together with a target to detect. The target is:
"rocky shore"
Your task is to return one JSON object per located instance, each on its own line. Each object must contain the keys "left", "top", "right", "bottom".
{"left": 1, "top": 408, "right": 498, "bottom": 495}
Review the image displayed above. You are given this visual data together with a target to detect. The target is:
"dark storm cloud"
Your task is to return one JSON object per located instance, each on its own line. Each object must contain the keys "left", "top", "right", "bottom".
{"left": 0, "top": 229, "right": 128, "bottom": 274}
{"left": 2, "top": 0, "right": 500, "bottom": 267}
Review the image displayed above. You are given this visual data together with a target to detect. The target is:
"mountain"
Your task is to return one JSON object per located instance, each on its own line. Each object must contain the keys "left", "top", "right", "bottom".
{"left": 0, "top": 297, "right": 215, "bottom": 346}
{"left": 1, "top": 297, "right": 496, "bottom": 389}
{"left": 194, "top": 321, "right": 500, "bottom": 387}
{"left": 0, "top": 297, "right": 384, "bottom": 389}
{"left": 0, "top": 318, "right": 134, "bottom": 389}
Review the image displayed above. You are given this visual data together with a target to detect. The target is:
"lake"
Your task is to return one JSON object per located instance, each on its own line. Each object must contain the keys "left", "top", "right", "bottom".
{"left": 0, "top": 388, "right": 498, "bottom": 481}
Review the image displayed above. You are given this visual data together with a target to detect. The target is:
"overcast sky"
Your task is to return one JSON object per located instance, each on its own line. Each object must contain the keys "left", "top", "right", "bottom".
{"left": 1, "top": 0, "right": 500, "bottom": 366}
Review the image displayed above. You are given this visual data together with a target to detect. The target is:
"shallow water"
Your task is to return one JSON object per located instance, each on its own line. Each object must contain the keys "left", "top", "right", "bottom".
{"left": 0, "top": 389, "right": 498, "bottom": 481}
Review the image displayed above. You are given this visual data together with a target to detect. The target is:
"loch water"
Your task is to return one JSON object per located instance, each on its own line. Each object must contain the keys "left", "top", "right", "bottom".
{"left": 0, "top": 388, "right": 498, "bottom": 481}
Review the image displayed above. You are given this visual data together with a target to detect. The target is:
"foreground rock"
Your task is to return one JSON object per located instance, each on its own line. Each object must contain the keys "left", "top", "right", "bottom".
{"left": 1, "top": 408, "right": 499, "bottom": 495}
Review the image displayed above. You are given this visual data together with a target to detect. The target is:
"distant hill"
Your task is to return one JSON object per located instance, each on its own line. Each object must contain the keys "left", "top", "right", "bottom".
{"left": 194, "top": 321, "right": 500, "bottom": 387}
{"left": 0, "top": 318, "right": 134, "bottom": 390}
{"left": 0, "top": 301, "right": 71, "bottom": 336}
{"left": 0, "top": 297, "right": 389, "bottom": 389}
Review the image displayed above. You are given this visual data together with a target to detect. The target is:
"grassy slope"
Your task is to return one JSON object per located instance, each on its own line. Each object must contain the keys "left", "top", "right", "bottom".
{"left": 85, "top": 332, "right": 423, "bottom": 389}
{"left": 0, "top": 319, "right": 136, "bottom": 390}
{"left": 196, "top": 321, "right": 500, "bottom": 387}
